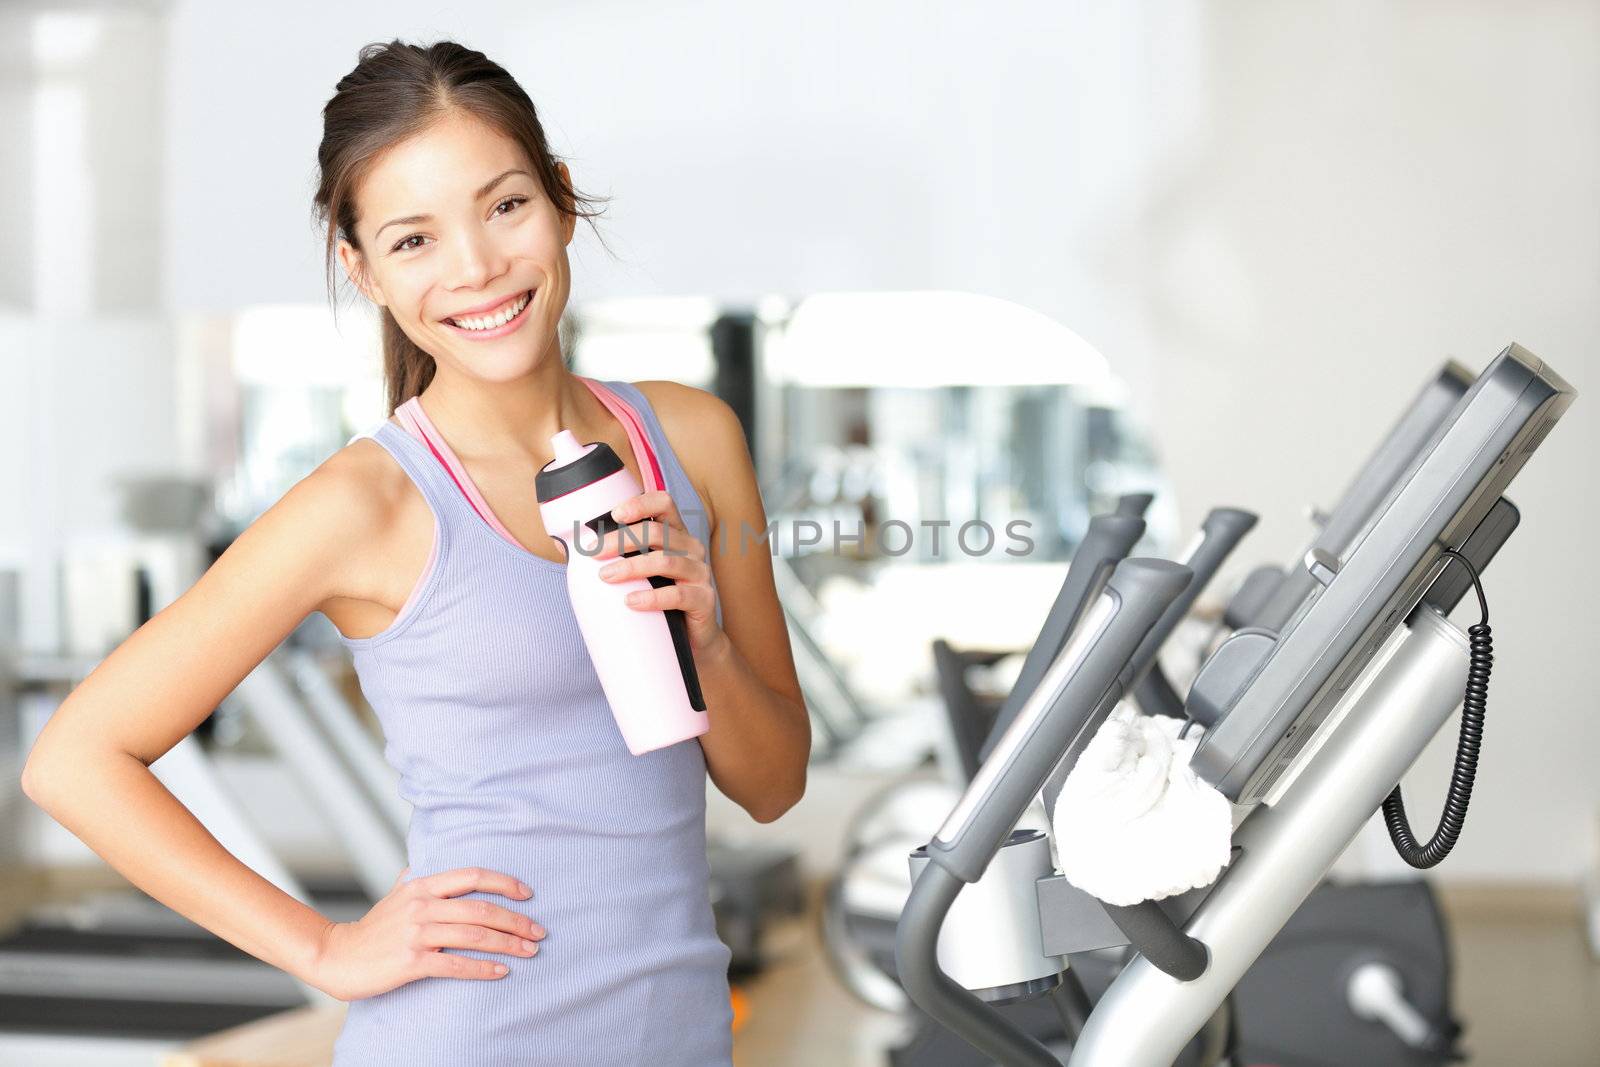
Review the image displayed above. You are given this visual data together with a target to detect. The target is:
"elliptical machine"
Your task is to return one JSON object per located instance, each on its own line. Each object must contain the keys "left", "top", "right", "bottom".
{"left": 832, "top": 361, "right": 1483, "bottom": 1063}
{"left": 894, "top": 344, "right": 1575, "bottom": 1065}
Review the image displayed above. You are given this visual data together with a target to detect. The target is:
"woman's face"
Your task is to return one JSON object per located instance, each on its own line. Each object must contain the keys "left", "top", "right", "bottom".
{"left": 338, "top": 110, "right": 576, "bottom": 382}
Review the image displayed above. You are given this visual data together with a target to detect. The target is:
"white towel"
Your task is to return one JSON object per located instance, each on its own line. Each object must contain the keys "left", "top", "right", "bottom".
{"left": 1051, "top": 703, "right": 1233, "bottom": 906}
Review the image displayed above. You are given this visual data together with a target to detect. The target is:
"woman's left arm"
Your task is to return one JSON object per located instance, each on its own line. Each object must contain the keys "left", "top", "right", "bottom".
{"left": 593, "top": 386, "right": 809, "bottom": 824}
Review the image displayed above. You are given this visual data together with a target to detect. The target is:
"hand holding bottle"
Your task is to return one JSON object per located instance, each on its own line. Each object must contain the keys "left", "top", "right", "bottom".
{"left": 593, "top": 489, "right": 725, "bottom": 656}
{"left": 537, "top": 432, "right": 711, "bottom": 755}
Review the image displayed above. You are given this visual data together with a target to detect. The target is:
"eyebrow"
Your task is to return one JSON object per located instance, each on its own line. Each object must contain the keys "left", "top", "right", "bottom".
{"left": 373, "top": 168, "right": 533, "bottom": 243}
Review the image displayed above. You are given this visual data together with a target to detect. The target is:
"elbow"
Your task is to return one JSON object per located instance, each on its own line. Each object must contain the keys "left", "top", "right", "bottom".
{"left": 740, "top": 698, "right": 812, "bottom": 824}
{"left": 750, "top": 768, "right": 807, "bottom": 825}
{"left": 20, "top": 751, "right": 58, "bottom": 807}
{"left": 749, "top": 800, "right": 791, "bottom": 825}
{"left": 21, "top": 739, "right": 104, "bottom": 809}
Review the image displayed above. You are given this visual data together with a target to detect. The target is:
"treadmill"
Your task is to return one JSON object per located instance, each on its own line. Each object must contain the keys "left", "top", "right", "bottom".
{"left": 896, "top": 343, "right": 1575, "bottom": 1066}
{"left": 2, "top": 649, "right": 377, "bottom": 1041}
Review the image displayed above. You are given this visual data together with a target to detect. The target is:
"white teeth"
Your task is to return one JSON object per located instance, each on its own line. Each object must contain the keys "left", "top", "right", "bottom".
{"left": 450, "top": 290, "right": 530, "bottom": 331}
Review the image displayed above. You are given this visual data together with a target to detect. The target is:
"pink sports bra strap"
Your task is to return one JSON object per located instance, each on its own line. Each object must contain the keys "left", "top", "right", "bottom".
{"left": 578, "top": 376, "right": 666, "bottom": 493}
{"left": 392, "top": 379, "right": 666, "bottom": 554}
{"left": 393, "top": 396, "right": 522, "bottom": 545}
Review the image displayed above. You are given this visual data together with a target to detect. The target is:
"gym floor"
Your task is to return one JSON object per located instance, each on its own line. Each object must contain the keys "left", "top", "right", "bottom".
{"left": 729, "top": 883, "right": 1600, "bottom": 1067}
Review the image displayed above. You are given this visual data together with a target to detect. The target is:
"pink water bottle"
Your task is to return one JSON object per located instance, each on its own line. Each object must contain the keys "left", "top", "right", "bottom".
{"left": 536, "top": 430, "right": 709, "bottom": 754}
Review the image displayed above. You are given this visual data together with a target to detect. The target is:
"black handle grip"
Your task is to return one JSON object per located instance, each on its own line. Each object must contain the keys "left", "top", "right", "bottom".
{"left": 1100, "top": 900, "right": 1209, "bottom": 981}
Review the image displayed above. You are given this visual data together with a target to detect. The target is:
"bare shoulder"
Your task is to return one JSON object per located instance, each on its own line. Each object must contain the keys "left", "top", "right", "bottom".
{"left": 629, "top": 380, "right": 749, "bottom": 531}
{"left": 285, "top": 432, "right": 419, "bottom": 605}
{"left": 311, "top": 432, "right": 411, "bottom": 521}
{"left": 630, "top": 379, "right": 738, "bottom": 427}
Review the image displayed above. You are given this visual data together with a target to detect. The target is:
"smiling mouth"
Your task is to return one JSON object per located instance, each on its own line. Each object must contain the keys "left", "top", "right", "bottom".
{"left": 444, "top": 289, "right": 533, "bottom": 331}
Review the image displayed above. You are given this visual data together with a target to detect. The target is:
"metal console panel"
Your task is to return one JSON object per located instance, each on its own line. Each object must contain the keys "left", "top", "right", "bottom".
{"left": 1251, "top": 361, "right": 1473, "bottom": 631}
{"left": 1193, "top": 344, "right": 1573, "bottom": 803}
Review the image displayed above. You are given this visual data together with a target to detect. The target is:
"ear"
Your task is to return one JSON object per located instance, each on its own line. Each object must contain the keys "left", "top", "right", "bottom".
{"left": 555, "top": 161, "right": 577, "bottom": 246}
{"left": 336, "top": 238, "right": 386, "bottom": 308}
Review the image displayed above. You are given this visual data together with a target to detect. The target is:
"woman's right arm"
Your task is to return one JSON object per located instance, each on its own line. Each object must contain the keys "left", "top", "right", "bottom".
{"left": 18, "top": 445, "right": 541, "bottom": 999}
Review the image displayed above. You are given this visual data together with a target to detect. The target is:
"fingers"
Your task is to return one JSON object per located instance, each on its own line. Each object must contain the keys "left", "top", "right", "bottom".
{"left": 427, "top": 896, "right": 546, "bottom": 941}
{"left": 399, "top": 867, "right": 547, "bottom": 983}
{"left": 600, "top": 548, "right": 711, "bottom": 586}
{"left": 594, "top": 518, "right": 701, "bottom": 562}
{"left": 414, "top": 950, "right": 515, "bottom": 981}
{"left": 598, "top": 518, "right": 704, "bottom": 563}
{"left": 620, "top": 580, "right": 715, "bottom": 614}
{"left": 415, "top": 865, "right": 532, "bottom": 903}
{"left": 414, "top": 920, "right": 541, "bottom": 959}
{"left": 611, "top": 490, "right": 679, "bottom": 528}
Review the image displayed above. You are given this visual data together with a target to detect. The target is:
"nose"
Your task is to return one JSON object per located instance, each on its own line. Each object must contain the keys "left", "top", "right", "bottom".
{"left": 445, "top": 227, "right": 507, "bottom": 293}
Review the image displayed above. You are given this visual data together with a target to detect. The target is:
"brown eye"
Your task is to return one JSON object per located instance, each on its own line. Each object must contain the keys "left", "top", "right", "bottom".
{"left": 493, "top": 195, "right": 528, "bottom": 217}
{"left": 393, "top": 234, "right": 428, "bottom": 253}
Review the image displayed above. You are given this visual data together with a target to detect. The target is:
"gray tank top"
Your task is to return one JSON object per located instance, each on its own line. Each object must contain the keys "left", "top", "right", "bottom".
{"left": 329, "top": 380, "right": 733, "bottom": 1066}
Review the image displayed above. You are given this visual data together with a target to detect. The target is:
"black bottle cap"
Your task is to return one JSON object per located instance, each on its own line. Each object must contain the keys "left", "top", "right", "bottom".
{"left": 536, "top": 439, "right": 625, "bottom": 502}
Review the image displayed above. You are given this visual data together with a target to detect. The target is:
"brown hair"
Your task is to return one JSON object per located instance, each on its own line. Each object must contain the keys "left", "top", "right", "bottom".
{"left": 312, "top": 39, "right": 609, "bottom": 413}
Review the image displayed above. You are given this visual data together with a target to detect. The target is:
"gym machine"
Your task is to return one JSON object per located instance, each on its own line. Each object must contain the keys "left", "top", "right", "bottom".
{"left": 896, "top": 343, "right": 1574, "bottom": 1065}
{"left": 828, "top": 363, "right": 1473, "bottom": 1050}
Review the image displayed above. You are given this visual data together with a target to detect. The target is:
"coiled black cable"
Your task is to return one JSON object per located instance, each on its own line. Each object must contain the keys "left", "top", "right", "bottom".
{"left": 1382, "top": 547, "right": 1492, "bottom": 869}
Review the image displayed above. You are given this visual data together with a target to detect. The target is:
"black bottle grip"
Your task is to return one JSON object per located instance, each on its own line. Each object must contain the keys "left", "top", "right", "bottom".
{"left": 585, "top": 511, "right": 707, "bottom": 712}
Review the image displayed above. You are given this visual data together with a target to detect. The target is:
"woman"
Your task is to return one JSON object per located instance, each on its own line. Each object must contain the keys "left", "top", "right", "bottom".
{"left": 21, "top": 39, "right": 809, "bottom": 1066}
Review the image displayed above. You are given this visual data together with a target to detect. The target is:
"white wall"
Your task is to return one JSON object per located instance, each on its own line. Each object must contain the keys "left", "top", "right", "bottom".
{"left": 1, "top": 5, "right": 176, "bottom": 651}
{"left": 0, "top": 314, "right": 181, "bottom": 651}
{"left": 1115, "top": 4, "right": 1600, "bottom": 884}
{"left": 153, "top": 1, "right": 1599, "bottom": 881}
